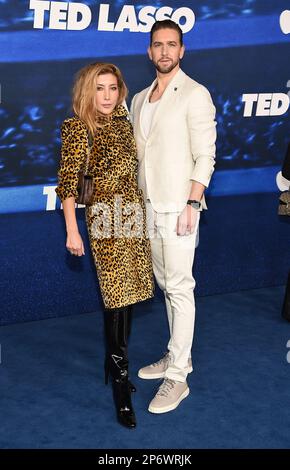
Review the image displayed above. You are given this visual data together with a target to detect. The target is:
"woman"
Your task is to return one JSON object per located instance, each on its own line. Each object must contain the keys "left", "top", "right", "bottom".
{"left": 55, "top": 63, "right": 154, "bottom": 429}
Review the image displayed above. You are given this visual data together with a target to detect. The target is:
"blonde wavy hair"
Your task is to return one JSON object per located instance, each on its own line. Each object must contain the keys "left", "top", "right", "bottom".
{"left": 72, "top": 62, "right": 128, "bottom": 136}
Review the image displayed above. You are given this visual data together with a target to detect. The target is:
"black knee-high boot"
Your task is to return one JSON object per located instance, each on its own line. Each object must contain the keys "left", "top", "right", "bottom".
{"left": 118, "top": 304, "right": 136, "bottom": 392}
{"left": 127, "top": 304, "right": 134, "bottom": 341}
{"left": 104, "top": 305, "right": 136, "bottom": 393}
{"left": 104, "top": 306, "right": 136, "bottom": 429}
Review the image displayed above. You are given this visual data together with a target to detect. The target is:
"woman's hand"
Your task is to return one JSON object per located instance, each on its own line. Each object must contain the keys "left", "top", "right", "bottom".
{"left": 62, "top": 197, "right": 85, "bottom": 256}
{"left": 66, "top": 230, "right": 85, "bottom": 256}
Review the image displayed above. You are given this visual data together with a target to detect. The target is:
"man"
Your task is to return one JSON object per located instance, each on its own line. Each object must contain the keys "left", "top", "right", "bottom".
{"left": 130, "top": 20, "right": 217, "bottom": 414}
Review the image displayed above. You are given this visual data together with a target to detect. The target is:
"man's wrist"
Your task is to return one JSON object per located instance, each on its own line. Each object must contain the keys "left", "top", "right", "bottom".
{"left": 187, "top": 199, "right": 201, "bottom": 210}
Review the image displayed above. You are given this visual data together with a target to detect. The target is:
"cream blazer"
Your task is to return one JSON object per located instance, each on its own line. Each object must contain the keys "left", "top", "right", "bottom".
{"left": 130, "top": 69, "right": 217, "bottom": 213}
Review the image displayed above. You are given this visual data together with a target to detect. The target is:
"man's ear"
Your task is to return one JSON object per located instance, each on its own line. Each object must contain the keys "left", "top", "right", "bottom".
{"left": 147, "top": 46, "right": 152, "bottom": 61}
{"left": 180, "top": 45, "right": 185, "bottom": 60}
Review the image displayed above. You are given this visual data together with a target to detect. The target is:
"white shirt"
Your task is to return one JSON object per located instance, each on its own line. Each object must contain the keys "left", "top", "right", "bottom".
{"left": 141, "top": 99, "right": 160, "bottom": 199}
{"left": 141, "top": 99, "right": 160, "bottom": 139}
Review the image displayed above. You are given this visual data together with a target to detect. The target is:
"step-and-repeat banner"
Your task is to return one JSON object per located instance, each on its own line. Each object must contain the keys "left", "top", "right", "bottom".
{"left": 0, "top": 0, "right": 290, "bottom": 213}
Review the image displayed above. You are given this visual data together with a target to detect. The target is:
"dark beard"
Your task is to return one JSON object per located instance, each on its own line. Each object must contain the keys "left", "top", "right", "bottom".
{"left": 153, "top": 59, "right": 179, "bottom": 75}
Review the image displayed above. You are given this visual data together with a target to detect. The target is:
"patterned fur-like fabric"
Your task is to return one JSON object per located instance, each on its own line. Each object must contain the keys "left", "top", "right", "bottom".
{"left": 56, "top": 105, "right": 154, "bottom": 308}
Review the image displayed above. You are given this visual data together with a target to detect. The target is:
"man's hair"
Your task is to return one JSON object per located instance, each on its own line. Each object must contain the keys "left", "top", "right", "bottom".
{"left": 150, "top": 20, "right": 183, "bottom": 46}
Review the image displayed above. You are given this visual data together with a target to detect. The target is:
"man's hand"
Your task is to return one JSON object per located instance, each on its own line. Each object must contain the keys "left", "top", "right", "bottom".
{"left": 176, "top": 205, "right": 198, "bottom": 236}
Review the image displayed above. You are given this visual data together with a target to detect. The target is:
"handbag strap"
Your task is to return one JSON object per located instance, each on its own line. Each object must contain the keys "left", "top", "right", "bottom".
{"left": 83, "top": 131, "right": 94, "bottom": 175}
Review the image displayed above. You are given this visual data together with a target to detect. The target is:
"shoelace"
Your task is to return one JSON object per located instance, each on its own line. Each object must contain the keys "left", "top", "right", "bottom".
{"left": 156, "top": 378, "right": 176, "bottom": 397}
{"left": 152, "top": 352, "right": 170, "bottom": 368}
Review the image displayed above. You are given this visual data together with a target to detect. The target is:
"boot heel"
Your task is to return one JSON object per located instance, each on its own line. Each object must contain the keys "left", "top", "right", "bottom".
{"left": 129, "top": 381, "right": 136, "bottom": 393}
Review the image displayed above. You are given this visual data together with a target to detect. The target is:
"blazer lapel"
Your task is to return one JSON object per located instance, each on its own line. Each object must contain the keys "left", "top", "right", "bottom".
{"left": 149, "top": 69, "right": 186, "bottom": 137}
{"left": 139, "top": 78, "right": 158, "bottom": 141}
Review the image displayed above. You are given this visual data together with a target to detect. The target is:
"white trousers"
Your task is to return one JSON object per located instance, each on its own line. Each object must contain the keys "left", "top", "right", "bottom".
{"left": 146, "top": 202, "right": 200, "bottom": 382}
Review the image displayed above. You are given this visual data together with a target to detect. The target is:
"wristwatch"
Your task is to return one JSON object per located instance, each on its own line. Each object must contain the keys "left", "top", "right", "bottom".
{"left": 187, "top": 199, "right": 201, "bottom": 210}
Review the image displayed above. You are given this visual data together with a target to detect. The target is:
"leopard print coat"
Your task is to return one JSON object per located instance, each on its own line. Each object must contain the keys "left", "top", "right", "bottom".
{"left": 56, "top": 105, "right": 154, "bottom": 309}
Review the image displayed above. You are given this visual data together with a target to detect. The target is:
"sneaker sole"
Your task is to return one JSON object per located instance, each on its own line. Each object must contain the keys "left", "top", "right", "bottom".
{"left": 138, "top": 366, "right": 193, "bottom": 380}
{"left": 148, "top": 387, "right": 190, "bottom": 414}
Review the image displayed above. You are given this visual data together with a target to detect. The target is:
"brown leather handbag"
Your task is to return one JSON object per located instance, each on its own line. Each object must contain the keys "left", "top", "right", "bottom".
{"left": 76, "top": 132, "right": 94, "bottom": 205}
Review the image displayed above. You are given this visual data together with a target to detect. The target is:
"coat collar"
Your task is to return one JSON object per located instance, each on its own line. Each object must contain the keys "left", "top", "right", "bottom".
{"left": 96, "top": 104, "right": 128, "bottom": 128}
{"left": 140, "top": 69, "right": 186, "bottom": 139}
{"left": 112, "top": 104, "right": 128, "bottom": 119}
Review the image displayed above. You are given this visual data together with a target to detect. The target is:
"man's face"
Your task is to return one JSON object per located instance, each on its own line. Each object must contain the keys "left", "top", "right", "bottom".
{"left": 148, "top": 28, "right": 184, "bottom": 74}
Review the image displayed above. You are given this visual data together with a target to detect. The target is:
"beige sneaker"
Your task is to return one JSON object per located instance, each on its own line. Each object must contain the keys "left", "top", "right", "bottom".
{"left": 148, "top": 378, "right": 190, "bottom": 414}
{"left": 138, "top": 352, "right": 193, "bottom": 379}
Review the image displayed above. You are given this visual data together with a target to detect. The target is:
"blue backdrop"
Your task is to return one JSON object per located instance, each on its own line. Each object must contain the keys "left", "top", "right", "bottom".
{"left": 1, "top": 0, "right": 290, "bottom": 324}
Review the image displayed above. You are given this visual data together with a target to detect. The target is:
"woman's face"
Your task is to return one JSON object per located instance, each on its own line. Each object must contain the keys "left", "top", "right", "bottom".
{"left": 95, "top": 73, "right": 119, "bottom": 115}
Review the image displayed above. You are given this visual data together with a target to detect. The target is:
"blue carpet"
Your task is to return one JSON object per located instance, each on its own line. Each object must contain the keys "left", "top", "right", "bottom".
{"left": 0, "top": 285, "right": 289, "bottom": 449}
